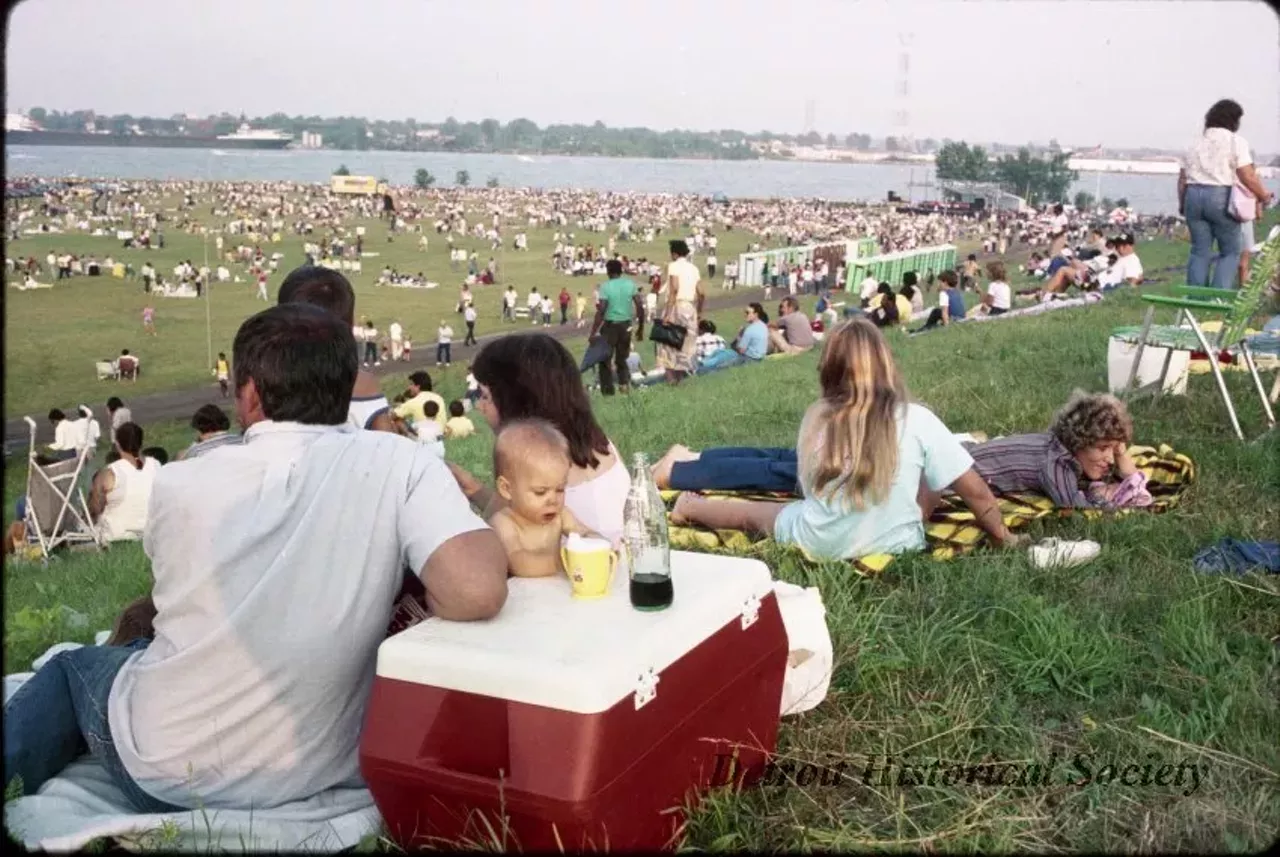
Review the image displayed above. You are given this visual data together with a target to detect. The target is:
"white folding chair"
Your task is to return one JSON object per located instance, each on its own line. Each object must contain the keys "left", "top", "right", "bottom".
{"left": 20, "top": 416, "right": 104, "bottom": 560}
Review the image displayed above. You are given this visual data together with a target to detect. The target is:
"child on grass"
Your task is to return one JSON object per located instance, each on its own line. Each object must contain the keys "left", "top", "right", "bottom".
{"left": 444, "top": 400, "right": 475, "bottom": 439}
{"left": 487, "top": 420, "right": 606, "bottom": 578}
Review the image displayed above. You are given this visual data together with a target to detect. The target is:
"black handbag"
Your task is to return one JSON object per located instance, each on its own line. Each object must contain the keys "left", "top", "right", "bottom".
{"left": 648, "top": 319, "right": 688, "bottom": 349}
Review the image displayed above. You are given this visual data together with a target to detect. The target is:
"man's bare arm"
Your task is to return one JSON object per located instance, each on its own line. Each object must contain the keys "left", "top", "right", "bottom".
{"left": 419, "top": 529, "right": 509, "bottom": 621}
{"left": 587, "top": 301, "right": 607, "bottom": 340}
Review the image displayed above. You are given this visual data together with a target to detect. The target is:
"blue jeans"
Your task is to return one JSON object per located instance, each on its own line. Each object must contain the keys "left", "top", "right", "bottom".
{"left": 670, "top": 447, "right": 799, "bottom": 493}
{"left": 4, "top": 639, "right": 182, "bottom": 812}
{"left": 1184, "top": 184, "right": 1242, "bottom": 289}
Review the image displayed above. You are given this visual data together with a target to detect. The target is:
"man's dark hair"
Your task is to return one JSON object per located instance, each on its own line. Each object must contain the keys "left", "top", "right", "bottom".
{"left": 142, "top": 446, "right": 169, "bottom": 465}
{"left": 903, "top": 271, "right": 918, "bottom": 288}
{"left": 48, "top": 408, "right": 65, "bottom": 423}
{"left": 106, "top": 397, "right": 124, "bottom": 412}
{"left": 938, "top": 270, "right": 958, "bottom": 288}
{"left": 1203, "top": 99, "right": 1243, "bottom": 132}
{"left": 191, "top": 403, "right": 231, "bottom": 435}
{"left": 408, "top": 370, "right": 433, "bottom": 392}
{"left": 781, "top": 296, "right": 800, "bottom": 313}
{"left": 448, "top": 400, "right": 466, "bottom": 418}
{"left": 698, "top": 319, "right": 718, "bottom": 335}
{"left": 277, "top": 265, "right": 356, "bottom": 326}
{"left": 424, "top": 400, "right": 440, "bottom": 418}
{"left": 669, "top": 239, "right": 690, "bottom": 257}
{"left": 606, "top": 259, "right": 623, "bottom": 278}
{"left": 232, "top": 303, "right": 357, "bottom": 425}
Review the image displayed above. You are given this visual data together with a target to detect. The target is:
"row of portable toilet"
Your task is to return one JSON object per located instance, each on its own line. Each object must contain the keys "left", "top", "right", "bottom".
{"left": 844, "top": 244, "right": 957, "bottom": 291}
{"left": 735, "top": 237, "right": 881, "bottom": 288}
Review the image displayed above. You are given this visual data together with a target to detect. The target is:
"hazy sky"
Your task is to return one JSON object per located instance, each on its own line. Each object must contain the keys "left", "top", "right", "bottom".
{"left": 6, "top": 0, "right": 1279, "bottom": 152}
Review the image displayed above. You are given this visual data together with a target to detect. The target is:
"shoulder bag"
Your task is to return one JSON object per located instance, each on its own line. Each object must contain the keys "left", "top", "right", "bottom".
{"left": 648, "top": 319, "right": 688, "bottom": 349}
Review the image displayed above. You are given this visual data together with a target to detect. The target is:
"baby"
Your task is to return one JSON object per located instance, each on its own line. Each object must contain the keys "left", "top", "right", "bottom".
{"left": 487, "top": 419, "right": 604, "bottom": 578}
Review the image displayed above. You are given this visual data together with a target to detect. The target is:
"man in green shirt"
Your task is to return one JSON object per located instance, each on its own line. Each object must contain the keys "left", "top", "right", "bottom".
{"left": 588, "top": 259, "right": 646, "bottom": 395}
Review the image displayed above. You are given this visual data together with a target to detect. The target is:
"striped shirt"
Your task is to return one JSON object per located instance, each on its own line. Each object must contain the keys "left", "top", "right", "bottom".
{"left": 965, "top": 433, "right": 1098, "bottom": 509}
{"left": 182, "top": 432, "right": 243, "bottom": 460}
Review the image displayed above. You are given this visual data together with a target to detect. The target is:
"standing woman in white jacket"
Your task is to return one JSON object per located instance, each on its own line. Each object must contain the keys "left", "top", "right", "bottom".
{"left": 1177, "top": 99, "right": 1274, "bottom": 289}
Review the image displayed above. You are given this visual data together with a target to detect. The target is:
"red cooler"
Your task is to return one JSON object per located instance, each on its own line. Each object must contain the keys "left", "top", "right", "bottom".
{"left": 360, "top": 552, "right": 786, "bottom": 852}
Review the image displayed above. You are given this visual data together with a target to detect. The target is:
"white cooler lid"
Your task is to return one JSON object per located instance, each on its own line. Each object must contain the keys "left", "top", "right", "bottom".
{"left": 376, "top": 551, "right": 774, "bottom": 714}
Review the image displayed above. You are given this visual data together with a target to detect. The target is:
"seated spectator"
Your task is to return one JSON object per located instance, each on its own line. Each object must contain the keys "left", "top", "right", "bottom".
{"left": 394, "top": 370, "right": 447, "bottom": 436}
{"left": 961, "top": 391, "right": 1151, "bottom": 509}
{"left": 444, "top": 401, "right": 475, "bottom": 439}
{"left": 1042, "top": 234, "right": 1142, "bottom": 297}
{"left": 178, "top": 404, "right": 239, "bottom": 460}
{"left": 88, "top": 423, "right": 161, "bottom": 543}
{"left": 869, "top": 283, "right": 909, "bottom": 328}
{"left": 277, "top": 265, "right": 397, "bottom": 433}
{"left": 694, "top": 319, "right": 728, "bottom": 366}
{"left": 449, "top": 333, "right": 631, "bottom": 542}
{"left": 734, "top": 303, "right": 771, "bottom": 361}
{"left": 910, "top": 270, "right": 967, "bottom": 333}
{"left": 106, "top": 397, "right": 132, "bottom": 432}
{"left": 1096, "top": 233, "right": 1144, "bottom": 290}
{"left": 980, "top": 261, "right": 1012, "bottom": 315}
{"left": 142, "top": 447, "right": 169, "bottom": 465}
{"left": 666, "top": 318, "right": 1017, "bottom": 560}
{"left": 901, "top": 272, "right": 924, "bottom": 312}
{"left": 3, "top": 304, "right": 507, "bottom": 811}
{"left": 767, "top": 297, "right": 816, "bottom": 355}
{"left": 44, "top": 408, "right": 82, "bottom": 461}
{"left": 117, "top": 350, "right": 139, "bottom": 380}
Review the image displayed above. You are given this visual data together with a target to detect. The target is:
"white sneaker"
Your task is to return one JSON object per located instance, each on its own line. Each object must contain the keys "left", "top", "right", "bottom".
{"left": 1029, "top": 538, "right": 1101, "bottom": 569}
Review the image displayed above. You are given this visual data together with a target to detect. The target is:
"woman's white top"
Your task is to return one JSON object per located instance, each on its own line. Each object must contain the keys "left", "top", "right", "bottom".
{"left": 99, "top": 457, "right": 160, "bottom": 543}
{"left": 564, "top": 443, "right": 632, "bottom": 544}
{"left": 667, "top": 258, "right": 701, "bottom": 303}
{"left": 1183, "top": 128, "right": 1252, "bottom": 186}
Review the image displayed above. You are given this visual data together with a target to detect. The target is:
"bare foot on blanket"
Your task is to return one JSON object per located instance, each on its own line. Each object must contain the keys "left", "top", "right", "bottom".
{"left": 670, "top": 492, "right": 700, "bottom": 525}
{"left": 652, "top": 445, "right": 699, "bottom": 490}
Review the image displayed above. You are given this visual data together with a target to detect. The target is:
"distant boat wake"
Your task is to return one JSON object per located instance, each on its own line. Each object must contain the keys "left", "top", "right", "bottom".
{"left": 211, "top": 149, "right": 229, "bottom": 156}
{"left": 517, "top": 155, "right": 535, "bottom": 163}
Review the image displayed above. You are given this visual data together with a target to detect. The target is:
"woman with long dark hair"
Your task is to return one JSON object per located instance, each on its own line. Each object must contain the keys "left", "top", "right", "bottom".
{"left": 449, "top": 333, "right": 631, "bottom": 542}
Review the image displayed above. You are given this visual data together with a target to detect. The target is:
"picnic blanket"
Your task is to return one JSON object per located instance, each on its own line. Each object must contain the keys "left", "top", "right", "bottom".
{"left": 4, "top": 757, "right": 380, "bottom": 852}
{"left": 663, "top": 444, "right": 1195, "bottom": 576}
{"left": 4, "top": 642, "right": 382, "bottom": 852}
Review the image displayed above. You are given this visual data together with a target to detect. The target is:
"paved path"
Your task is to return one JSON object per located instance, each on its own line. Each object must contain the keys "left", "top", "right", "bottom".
{"left": 4, "top": 287, "right": 774, "bottom": 449}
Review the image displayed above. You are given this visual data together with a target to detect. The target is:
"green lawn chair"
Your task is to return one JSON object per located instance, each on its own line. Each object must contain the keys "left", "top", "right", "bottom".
{"left": 1111, "top": 232, "right": 1278, "bottom": 440}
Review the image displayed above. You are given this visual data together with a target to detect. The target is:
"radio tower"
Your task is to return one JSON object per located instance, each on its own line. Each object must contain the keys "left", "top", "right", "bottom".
{"left": 893, "top": 32, "right": 914, "bottom": 154}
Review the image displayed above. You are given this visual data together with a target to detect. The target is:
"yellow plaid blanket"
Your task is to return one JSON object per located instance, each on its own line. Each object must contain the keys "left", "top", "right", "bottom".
{"left": 662, "top": 444, "right": 1196, "bottom": 576}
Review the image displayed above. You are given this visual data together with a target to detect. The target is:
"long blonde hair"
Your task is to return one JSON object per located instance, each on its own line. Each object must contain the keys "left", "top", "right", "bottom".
{"left": 803, "top": 317, "right": 908, "bottom": 510}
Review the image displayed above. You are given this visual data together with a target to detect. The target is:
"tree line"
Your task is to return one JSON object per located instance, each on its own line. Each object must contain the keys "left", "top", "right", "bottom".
{"left": 934, "top": 141, "right": 1079, "bottom": 207}
{"left": 21, "top": 107, "right": 915, "bottom": 159}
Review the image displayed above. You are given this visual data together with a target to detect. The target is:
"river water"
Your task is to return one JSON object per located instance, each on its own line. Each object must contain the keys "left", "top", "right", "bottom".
{"left": 3, "top": 145, "right": 1231, "bottom": 216}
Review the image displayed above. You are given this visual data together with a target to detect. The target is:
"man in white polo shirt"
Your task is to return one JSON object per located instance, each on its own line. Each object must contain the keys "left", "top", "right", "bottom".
{"left": 3, "top": 303, "right": 508, "bottom": 811}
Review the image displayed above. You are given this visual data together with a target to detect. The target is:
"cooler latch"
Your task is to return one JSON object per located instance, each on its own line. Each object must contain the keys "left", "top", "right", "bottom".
{"left": 633, "top": 667, "right": 660, "bottom": 710}
{"left": 741, "top": 593, "right": 762, "bottom": 630}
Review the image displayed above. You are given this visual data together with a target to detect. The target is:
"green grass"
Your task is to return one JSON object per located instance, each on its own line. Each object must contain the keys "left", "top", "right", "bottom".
{"left": 4, "top": 203, "right": 782, "bottom": 418}
{"left": 5, "top": 219, "right": 1280, "bottom": 852}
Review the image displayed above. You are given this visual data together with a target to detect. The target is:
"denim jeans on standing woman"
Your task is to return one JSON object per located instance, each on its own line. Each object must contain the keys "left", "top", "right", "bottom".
{"left": 1184, "top": 184, "right": 1242, "bottom": 289}
{"left": 4, "top": 638, "right": 183, "bottom": 812}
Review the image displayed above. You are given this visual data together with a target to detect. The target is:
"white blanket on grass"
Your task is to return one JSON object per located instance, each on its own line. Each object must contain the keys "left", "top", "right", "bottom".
{"left": 4, "top": 642, "right": 382, "bottom": 852}
{"left": 4, "top": 757, "right": 381, "bottom": 853}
